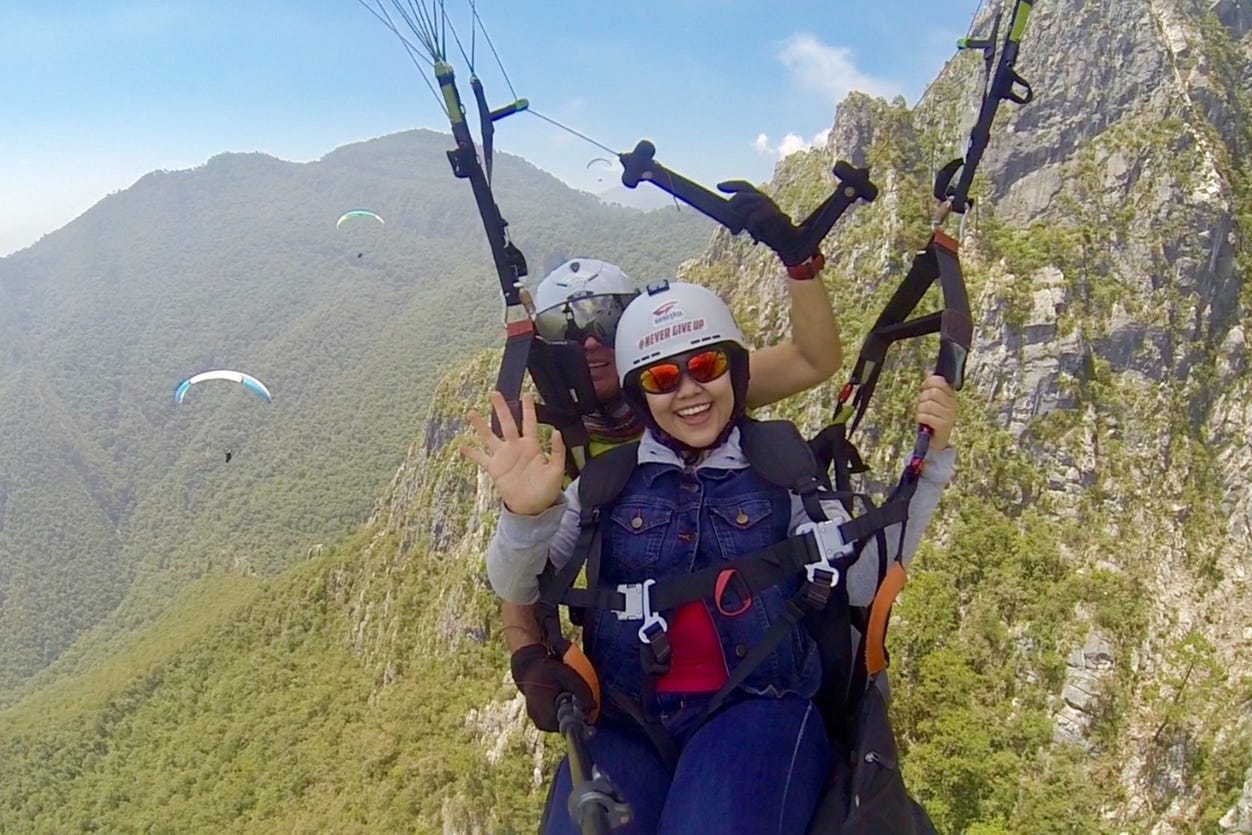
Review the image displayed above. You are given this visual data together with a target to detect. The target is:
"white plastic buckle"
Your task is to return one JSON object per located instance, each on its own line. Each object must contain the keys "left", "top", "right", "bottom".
{"left": 796, "top": 519, "right": 853, "bottom": 588}
{"left": 615, "top": 579, "right": 668, "bottom": 644}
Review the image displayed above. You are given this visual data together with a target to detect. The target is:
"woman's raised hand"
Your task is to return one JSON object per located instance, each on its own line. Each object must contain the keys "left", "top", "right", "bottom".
{"left": 916, "top": 374, "right": 958, "bottom": 451}
{"left": 459, "top": 392, "right": 566, "bottom": 516}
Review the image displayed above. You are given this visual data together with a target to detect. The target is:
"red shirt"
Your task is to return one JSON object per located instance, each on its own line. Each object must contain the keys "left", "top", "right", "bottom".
{"left": 655, "top": 602, "right": 729, "bottom": 694}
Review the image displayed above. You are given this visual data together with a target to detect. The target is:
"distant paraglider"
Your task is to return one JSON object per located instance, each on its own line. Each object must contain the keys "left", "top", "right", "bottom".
{"left": 336, "top": 209, "right": 386, "bottom": 260}
{"left": 174, "top": 370, "right": 273, "bottom": 404}
{"left": 336, "top": 209, "right": 385, "bottom": 229}
{"left": 586, "top": 157, "right": 616, "bottom": 183}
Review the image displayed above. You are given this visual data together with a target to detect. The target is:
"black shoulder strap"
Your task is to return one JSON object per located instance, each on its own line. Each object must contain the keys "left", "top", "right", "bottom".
{"left": 537, "top": 440, "right": 640, "bottom": 607}
{"left": 739, "top": 418, "right": 827, "bottom": 523}
{"left": 807, "top": 422, "right": 868, "bottom": 505}
{"left": 577, "top": 440, "right": 639, "bottom": 507}
{"left": 527, "top": 337, "right": 601, "bottom": 478}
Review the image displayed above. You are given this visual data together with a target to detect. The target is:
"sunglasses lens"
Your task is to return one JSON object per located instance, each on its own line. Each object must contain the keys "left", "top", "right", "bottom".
{"left": 533, "top": 308, "right": 568, "bottom": 342}
{"left": 640, "top": 362, "right": 682, "bottom": 394}
{"left": 638, "top": 349, "right": 730, "bottom": 394}
{"left": 687, "top": 350, "right": 729, "bottom": 383}
{"left": 534, "top": 294, "right": 632, "bottom": 345}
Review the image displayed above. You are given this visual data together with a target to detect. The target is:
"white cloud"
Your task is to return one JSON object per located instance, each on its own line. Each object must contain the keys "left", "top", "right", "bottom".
{"left": 751, "top": 128, "right": 830, "bottom": 161}
{"left": 776, "top": 33, "right": 900, "bottom": 105}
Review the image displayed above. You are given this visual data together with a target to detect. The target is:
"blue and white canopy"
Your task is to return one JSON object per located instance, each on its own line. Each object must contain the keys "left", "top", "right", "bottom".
{"left": 174, "top": 370, "right": 273, "bottom": 404}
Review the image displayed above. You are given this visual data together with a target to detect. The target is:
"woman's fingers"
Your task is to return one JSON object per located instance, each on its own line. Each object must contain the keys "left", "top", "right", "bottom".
{"left": 916, "top": 375, "right": 957, "bottom": 450}
{"left": 458, "top": 444, "right": 490, "bottom": 469}
{"left": 520, "top": 393, "right": 538, "bottom": 441}
{"left": 491, "top": 390, "right": 521, "bottom": 441}
{"left": 546, "top": 429, "right": 566, "bottom": 479}
{"left": 466, "top": 409, "right": 502, "bottom": 450}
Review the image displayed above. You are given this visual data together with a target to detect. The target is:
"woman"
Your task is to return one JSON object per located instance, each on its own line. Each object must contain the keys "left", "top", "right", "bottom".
{"left": 462, "top": 282, "right": 957, "bottom": 834}
{"left": 529, "top": 184, "right": 844, "bottom": 463}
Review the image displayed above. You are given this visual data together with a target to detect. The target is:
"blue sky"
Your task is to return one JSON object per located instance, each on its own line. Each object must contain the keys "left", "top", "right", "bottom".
{"left": 1, "top": 0, "right": 985, "bottom": 256}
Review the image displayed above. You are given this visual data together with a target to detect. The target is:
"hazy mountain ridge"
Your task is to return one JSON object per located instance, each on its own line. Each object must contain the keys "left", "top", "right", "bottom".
{"left": 0, "top": 129, "right": 712, "bottom": 692}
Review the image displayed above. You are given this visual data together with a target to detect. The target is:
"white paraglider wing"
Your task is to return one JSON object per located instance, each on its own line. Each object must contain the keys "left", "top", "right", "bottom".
{"left": 174, "top": 370, "right": 273, "bottom": 404}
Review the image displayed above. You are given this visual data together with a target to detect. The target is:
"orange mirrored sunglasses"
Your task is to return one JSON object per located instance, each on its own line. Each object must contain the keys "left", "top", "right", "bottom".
{"left": 638, "top": 348, "right": 731, "bottom": 394}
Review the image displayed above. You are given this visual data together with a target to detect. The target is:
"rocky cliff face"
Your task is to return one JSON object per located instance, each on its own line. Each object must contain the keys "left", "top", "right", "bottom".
{"left": 350, "top": 0, "right": 1251, "bottom": 830}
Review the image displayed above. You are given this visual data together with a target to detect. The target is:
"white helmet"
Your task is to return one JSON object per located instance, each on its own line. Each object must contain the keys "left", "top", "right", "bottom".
{"left": 614, "top": 281, "right": 745, "bottom": 386}
{"left": 532, "top": 258, "right": 639, "bottom": 344}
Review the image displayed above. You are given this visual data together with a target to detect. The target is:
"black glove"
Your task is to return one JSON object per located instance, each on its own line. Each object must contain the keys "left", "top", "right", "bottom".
{"left": 510, "top": 643, "right": 596, "bottom": 732}
{"left": 718, "top": 180, "right": 816, "bottom": 266}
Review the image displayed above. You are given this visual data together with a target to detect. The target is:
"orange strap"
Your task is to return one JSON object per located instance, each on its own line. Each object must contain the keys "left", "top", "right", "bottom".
{"left": 931, "top": 229, "right": 956, "bottom": 255}
{"left": 865, "top": 561, "right": 908, "bottom": 676}
{"left": 561, "top": 642, "right": 602, "bottom": 723}
{"left": 505, "top": 318, "right": 534, "bottom": 337}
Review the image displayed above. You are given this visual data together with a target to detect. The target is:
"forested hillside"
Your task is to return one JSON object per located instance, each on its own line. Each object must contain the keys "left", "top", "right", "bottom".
{"left": 0, "top": 129, "right": 712, "bottom": 694}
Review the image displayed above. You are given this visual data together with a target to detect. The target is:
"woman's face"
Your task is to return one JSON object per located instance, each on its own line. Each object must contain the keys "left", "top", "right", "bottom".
{"left": 642, "top": 352, "right": 735, "bottom": 449}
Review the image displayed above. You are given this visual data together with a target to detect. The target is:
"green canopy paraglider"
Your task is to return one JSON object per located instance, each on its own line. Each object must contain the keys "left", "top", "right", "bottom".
{"left": 336, "top": 210, "right": 386, "bottom": 259}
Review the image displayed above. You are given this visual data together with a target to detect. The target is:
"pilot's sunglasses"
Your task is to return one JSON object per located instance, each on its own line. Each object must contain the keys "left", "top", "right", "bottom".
{"left": 638, "top": 348, "right": 731, "bottom": 395}
{"left": 533, "top": 294, "right": 633, "bottom": 345}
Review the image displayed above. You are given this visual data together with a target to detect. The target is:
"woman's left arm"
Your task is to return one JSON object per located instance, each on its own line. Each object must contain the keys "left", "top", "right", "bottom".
{"left": 804, "top": 375, "right": 958, "bottom": 606}
{"left": 745, "top": 276, "right": 842, "bottom": 409}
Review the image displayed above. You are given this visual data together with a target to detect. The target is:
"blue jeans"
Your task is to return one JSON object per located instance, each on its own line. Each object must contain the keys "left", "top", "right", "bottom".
{"left": 543, "top": 694, "right": 830, "bottom": 835}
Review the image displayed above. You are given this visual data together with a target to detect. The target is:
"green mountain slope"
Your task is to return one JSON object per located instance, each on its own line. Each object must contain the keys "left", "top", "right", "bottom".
{"left": 0, "top": 129, "right": 713, "bottom": 693}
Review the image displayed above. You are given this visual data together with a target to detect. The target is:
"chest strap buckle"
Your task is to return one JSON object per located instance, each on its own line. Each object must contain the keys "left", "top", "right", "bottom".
{"left": 796, "top": 519, "right": 853, "bottom": 598}
{"left": 615, "top": 579, "right": 670, "bottom": 644}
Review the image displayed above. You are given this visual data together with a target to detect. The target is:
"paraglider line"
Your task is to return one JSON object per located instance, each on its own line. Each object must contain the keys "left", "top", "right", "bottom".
{"left": 359, "top": 0, "right": 451, "bottom": 117}
{"left": 470, "top": 1, "right": 517, "bottom": 100}
{"left": 382, "top": 0, "right": 440, "bottom": 62}
{"left": 359, "top": 1, "right": 434, "bottom": 66}
{"left": 964, "top": 0, "right": 990, "bottom": 42}
{"left": 444, "top": 9, "right": 475, "bottom": 74}
{"left": 528, "top": 109, "right": 618, "bottom": 157}
{"left": 410, "top": 0, "right": 443, "bottom": 60}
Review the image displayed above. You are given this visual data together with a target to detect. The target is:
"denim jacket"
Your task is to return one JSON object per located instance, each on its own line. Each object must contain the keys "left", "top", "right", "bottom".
{"left": 583, "top": 456, "right": 823, "bottom": 701}
{"left": 487, "top": 427, "right": 957, "bottom": 700}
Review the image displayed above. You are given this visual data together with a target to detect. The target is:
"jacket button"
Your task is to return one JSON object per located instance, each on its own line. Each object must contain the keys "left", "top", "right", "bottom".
{"left": 677, "top": 532, "right": 694, "bottom": 543}
{"left": 735, "top": 644, "right": 747, "bottom": 658}
{"left": 736, "top": 511, "right": 749, "bottom": 525}
{"left": 631, "top": 516, "right": 643, "bottom": 530}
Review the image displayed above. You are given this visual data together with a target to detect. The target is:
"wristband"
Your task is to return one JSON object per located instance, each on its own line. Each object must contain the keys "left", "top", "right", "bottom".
{"left": 786, "top": 252, "right": 825, "bottom": 280}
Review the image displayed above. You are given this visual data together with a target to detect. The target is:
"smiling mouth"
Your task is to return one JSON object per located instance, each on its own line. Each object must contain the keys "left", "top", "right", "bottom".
{"left": 587, "top": 361, "right": 610, "bottom": 370}
{"left": 676, "top": 403, "right": 712, "bottom": 418}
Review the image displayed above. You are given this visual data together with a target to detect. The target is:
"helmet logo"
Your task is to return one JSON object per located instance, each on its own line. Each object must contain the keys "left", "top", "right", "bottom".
{"left": 650, "top": 301, "right": 685, "bottom": 325}
{"left": 637, "top": 318, "right": 706, "bottom": 351}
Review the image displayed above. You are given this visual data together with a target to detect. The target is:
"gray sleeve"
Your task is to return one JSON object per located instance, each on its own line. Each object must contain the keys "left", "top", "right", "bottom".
{"left": 789, "top": 447, "right": 957, "bottom": 607}
{"left": 484, "top": 481, "right": 583, "bottom": 605}
{"left": 843, "top": 445, "right": 956, "bottom": 606}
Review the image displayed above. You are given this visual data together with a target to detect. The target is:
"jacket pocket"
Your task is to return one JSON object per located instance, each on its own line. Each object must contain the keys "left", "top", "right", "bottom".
{"left": 606, "top": 501, "right": 672, "bottom": 573}
{"left": 707, "top": 497, "right": 776, "bottom": 556}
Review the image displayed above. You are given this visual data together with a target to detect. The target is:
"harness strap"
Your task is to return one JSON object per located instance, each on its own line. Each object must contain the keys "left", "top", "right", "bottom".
{"left": 547, "top": 501, "right": 903, "bottom": 617}
{"left": 537, "top": 508, "right": 601, "bottom": 621}
{"left": 494, "top": 319, "right": 533, "bottom": 432}
{"left": 865, "top": 561, "right": 908, "bottom": 676}
{"left": 704, "top": 598, "right": 811, "bottom": 718}
{"left": 845, "top": 231, "right": 971, "bottom": 436}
